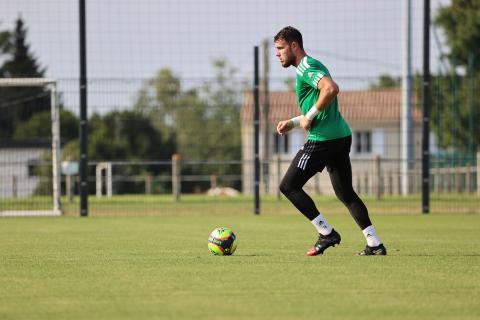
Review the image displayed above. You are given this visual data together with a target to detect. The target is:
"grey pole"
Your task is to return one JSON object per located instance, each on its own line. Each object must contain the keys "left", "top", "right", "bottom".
{"left": 401, "top": 0, "right": 413, "bottom": 196}
{"left": 262, "top": 39, "right": 270, "bottom": 194}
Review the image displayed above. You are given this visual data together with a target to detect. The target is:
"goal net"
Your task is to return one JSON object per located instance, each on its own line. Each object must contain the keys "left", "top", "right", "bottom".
{"left": 0, "top": 78, "right": 61, "bottom": 217}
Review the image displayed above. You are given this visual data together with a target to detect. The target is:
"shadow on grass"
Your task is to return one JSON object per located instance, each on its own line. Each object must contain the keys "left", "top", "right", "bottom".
{"left": 393, "top": 253, "right": 480, "bottom": 257}
{"left": 229, "top": 254, "right": 274, "bottom": 257}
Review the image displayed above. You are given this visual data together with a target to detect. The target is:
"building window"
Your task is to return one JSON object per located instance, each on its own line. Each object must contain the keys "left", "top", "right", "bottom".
{"left": 354, "top": 131, "right": 371, "bottom": 154}
{"left": 27, "top": 159, "right": 41, "bottom": 177}
{"left": 273, "top": 133, "right": 289, "bottom": 154}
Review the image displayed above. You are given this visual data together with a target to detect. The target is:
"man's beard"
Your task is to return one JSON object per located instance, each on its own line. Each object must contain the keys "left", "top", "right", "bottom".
{"left": 282, "top": 57, "right": 294, "bottom": 68}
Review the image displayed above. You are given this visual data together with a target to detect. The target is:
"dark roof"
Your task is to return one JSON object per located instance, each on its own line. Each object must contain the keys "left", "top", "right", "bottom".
{"left": 0, "top": 139, "right": 51, "bottom": 149}
{"left": 241, "top": 88, "right": 422, "bottom": 123}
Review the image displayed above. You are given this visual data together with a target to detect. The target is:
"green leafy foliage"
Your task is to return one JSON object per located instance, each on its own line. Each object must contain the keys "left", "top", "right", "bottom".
{"left": 435, "top": 0, "right": 480, "bottom": 70}
{"left": 368, "top": 74, "right": 400, "bottom": 90}
{"left": 134, "top": 59, "right": 242, "bottom": 191}
{"left": 430, "top": 73, "right": 479, "bottom": 154}
{"left": 13, "top": 109, "right": 79, "bottom": 143}
{"left": 0, "top": 18, "right": 49, "bottom": 138}
{"left": 62, "top": 110, "right": 175, "bottom": 194}
{"left": 433, "top": 1, "right": 479, "bottom": 154}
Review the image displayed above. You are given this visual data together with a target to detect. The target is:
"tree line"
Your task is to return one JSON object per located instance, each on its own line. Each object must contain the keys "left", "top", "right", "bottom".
{"left": 0, "top": 18, "right": 242, "bottom": 194}
{"left": 369, "top": 0, "right": 479, "bottom": 157}
{"left": 1, "top": 0, "right": 478, "bottom": 194}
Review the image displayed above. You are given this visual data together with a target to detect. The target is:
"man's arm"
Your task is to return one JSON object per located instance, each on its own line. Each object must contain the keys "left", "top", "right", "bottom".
{"left": 277, "top": 115, "right": 303, "bottom": 135}
{"left": 314, "top": 76, "right": 339, "bottom": 111}
{"left": 300, "top": 76, "right": 339, "bottom": 130}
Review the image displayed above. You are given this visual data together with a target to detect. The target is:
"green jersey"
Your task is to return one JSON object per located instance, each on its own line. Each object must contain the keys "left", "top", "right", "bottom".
{"left": 295, "top": 56, "right": 351, "bottom": 141}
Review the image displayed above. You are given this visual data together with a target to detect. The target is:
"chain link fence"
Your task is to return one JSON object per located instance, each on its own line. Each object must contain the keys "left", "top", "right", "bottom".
{"left": 0, "top": 0, "right": 478, "bottom": 216}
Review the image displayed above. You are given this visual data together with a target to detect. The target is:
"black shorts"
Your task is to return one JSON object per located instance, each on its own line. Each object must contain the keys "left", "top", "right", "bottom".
{"left": 292, "top": 135, "right": 352, "bottom": 175}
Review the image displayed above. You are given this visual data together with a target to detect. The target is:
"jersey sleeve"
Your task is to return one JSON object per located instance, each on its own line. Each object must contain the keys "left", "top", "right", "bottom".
{"left": 301, "top": 60, "right": 330, "bottom": 89}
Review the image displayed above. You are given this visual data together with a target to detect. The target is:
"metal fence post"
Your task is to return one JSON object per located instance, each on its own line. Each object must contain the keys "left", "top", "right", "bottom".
{"left": 106, "top": 163, "right": 112, "bottom": 197}
{"left": 96, "top": 164, "right": 102, "bottom": 198}
{"left": 253, "top": 46, "right": 260, "bottom": 214}
{"left": 210, "top": 174, "right": 217, "bottom": 189}
{"left": 145, "top": 172, "right": 152, "bottom": 195}
{"left": 66, "top": 174, "right": 73, "bottom": 203}
{"left": 276, "top": 154, "right": 282, "bottom": 200}
{"left": 477, "top": 152, "right": 480, "bottom": 196}
{"left": 12, "top": 176, "right": 17, "bottom": 198}
{"left": 374, "top": 155, "right": 382, "bottom": 200}
{"left": 366, "top": 171, "right": 370, "bottom": 195}
{"left": 455, "top": 166, "right": 462, "bottom": 193}
{"left": 466, "top": 163, "right": 472, "bottom": 194}
{"left": 172, "top": 154, "right": 181, "bottom": 201}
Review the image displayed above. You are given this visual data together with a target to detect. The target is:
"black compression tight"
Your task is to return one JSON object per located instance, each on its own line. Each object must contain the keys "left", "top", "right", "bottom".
{"left": 279, "top": 138, "right": 372, "bottom": 230}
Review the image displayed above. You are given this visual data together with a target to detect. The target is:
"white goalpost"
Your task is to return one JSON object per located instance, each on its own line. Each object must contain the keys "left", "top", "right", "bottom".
{"left": 0, "top": 78, "right": 62, "bottom": 217}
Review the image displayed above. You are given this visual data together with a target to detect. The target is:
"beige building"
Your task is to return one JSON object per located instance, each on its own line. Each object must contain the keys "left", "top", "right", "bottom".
{"left": 0, "top": 140, "right": 51, "bottom": 198}
{"left": 241, "top": 88, "right": 423, "bottom": 195}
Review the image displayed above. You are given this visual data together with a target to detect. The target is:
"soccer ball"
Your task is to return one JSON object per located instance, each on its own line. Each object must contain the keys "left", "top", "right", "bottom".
{"left": 208, "top": 227, "right": 237, "bottom": 256}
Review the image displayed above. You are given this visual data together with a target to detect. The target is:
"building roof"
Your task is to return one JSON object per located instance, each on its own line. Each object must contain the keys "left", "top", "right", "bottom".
{"left": 241, "top": 88, "right": 422, "bottom": 124}
{"left": 0, "top": 139, "right": 51, "bottom": 149}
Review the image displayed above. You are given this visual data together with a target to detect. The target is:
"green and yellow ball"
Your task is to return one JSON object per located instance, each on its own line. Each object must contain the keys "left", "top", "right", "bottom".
{"left": 208, "top": 227, "right": 237, "bottom": 256}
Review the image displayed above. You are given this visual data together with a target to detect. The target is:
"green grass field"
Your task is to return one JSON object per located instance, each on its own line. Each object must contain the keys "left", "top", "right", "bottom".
{"left": 1, "top": 208, "right": 479, "bottom": 319}
{"left": 1, "top": 194, "right": 480, "bottom": 216}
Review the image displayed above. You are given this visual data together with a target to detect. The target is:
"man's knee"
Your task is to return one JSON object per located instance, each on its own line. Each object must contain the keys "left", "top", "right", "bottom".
{"left": 334, "top": 188, "right": 357, "bottom": 205}
{"left": 279, "top": 179, "right": 294, "bottom": 196}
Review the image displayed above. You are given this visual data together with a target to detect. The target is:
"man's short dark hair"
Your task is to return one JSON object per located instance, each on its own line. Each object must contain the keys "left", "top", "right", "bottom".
{"left": 274, "top": 26, "right": 303, "bottom": 50}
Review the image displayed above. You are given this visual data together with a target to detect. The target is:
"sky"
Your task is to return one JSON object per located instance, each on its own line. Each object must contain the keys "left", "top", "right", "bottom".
{"left": 1, "top": 0, "right": 451, "bottom": 114}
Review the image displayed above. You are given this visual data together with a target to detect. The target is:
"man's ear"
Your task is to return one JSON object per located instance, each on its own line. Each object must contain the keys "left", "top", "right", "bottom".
{"left": 291, "top": 41, "right": 298, "bottom": 51}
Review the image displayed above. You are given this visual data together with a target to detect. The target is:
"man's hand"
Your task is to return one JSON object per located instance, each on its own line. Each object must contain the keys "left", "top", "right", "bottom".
{"left": 300, "top": 116, "right": 312, "bottom": 131}
{"left": 276, "top": 120, "right": 293, "bottom": 135}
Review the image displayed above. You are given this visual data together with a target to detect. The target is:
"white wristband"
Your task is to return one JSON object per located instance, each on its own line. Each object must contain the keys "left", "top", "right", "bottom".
{"left": 305, "top": 105, "right": 320, "bottom": 120}
{"left": 290, "top": 116, "right": 302, "bottom": 128}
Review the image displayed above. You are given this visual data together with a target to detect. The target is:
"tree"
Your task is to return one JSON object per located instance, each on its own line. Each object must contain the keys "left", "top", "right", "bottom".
{"left": 13, "top": 109, "right": 79, "bottom": 143}
{"left": 0, "top": 24, "right": 10, "bottom": 58}
{"left": 179, "top": 59, "right": 242, "bottom": 190}
{"left": 369, "top": 74, "right": 400, "bottom": 89}
{"left": 134, "top": 68, "right": 181, "bottom": 145}
{"left": 0, "top": 18, "right": 45, "bottom": 78}
{"left": 0, "top": 18, "right": 49, "bottom": 138}
{"left": 62, "top": 110, "right": 174, "bottom": 163}
{"left": 432, "top": 0, "right": 480, "bottom": 154}
{"left": 134, "top": 60, "right": 243, "bottom": 191}
{"left": 198, "top": 59, "right": 241, "bottom": 165}
{"left": 0, "top": 24, "right": 13, "bottom": 138}
{"left": 89, "top": 110, "right": 174, "bottom": 161}
{"left": 430, "top": 73, "right": 479, "bottom": 154}
{"left": 435, "top": 0, "right": 480, "bottom": 70}
{"left": 62, "top": 110, "right": 175, "bottom": 194}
